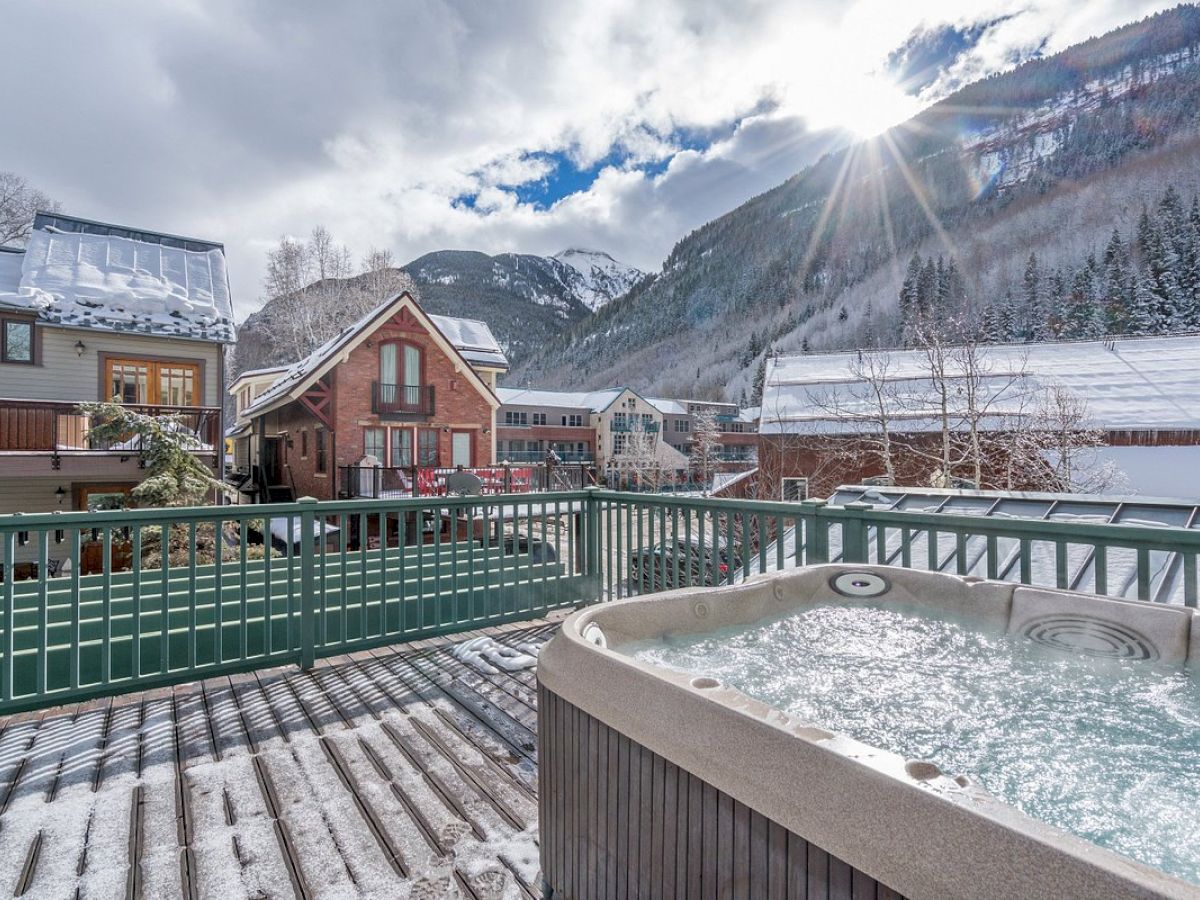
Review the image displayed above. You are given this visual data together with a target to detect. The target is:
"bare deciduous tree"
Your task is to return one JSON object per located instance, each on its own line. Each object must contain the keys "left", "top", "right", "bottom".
{"left": 689, "top": 406, "right": 723, "bottom": 494}
{"left": 0, "top": 171, "right": 60, "bottom": 247}
{"left": 244, "top": 228, "right": 418, "bottom": 372}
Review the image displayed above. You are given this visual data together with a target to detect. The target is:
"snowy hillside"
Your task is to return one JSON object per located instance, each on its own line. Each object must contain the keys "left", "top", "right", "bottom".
{"left": 552, "top": 248, "right": 645, "bottom": 311}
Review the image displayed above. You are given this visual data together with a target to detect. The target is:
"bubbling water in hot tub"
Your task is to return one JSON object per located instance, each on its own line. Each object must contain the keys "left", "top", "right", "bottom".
{"left": 622, "top": 602, "right": 1200, "bottom": 885}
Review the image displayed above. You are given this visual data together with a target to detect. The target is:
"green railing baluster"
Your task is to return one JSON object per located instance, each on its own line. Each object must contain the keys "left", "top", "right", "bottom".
{"left": 359, "top": 512, "right": 369, "bottom": 638}
{"left": 1, "top": 531, "right": 12, "bottom": 703}
{"left": 1137, "top": 548, "right": 1151, "bottom": 600}
{"left": 187, "top": 521, "right": 197, "bottom": 672}
{"left": 986, "top": 535, "right": 999, "bottom": 581}
{"left": 684, "top": 510, "right": 693, "bottom": 587}
{"left": 214, "top": 518, "right": 224, "bottom": 667}
{"left": 238, "top": 519, "right": 248, "bottom": 660}
{"left": 1019, "top": 540, "right": 1032, "bottom": 584}
{"left": 1055, "top": 540, "right": 1069, "bottom": 589}
{"left": 776, "top": 516, "right": 785, "bottom": 572}
{"left": 299, "top": 498, "right": 316, "bottom": 670}
{"left": 398, "top": 508, "right": 408, "bottom": 634}
{"left": 927, "top": 528, "right": 939, "bottom": 572}
{"left": 38, "top": 531, "right": 49, "bottom": 695}
{"left": 1093, "top": 543, "right": 1108, "bottom": 596}
{"left": 1184, "top": 551, "right": 1197, "bottom": 608}
{"left": 160, "top": 523, "right": 170, "bottom": 673}
{"left": 901, "top": 526, "right": 912, "bottom": 569}
{"left": 956, "top": 532, "right": 968, "bottom": 575}
{"left": 757, "top": 513, "right": 767, "bottom": 574}
{"left": 72, "top": 527, "right": 82, "bottom": 688}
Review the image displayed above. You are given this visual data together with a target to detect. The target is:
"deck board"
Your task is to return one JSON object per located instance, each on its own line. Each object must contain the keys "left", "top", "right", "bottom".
{"left": 0, "top": 619, "right": 559, "bottom": 899}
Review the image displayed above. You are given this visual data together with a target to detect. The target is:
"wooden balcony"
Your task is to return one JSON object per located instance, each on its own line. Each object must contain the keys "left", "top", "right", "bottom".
{"left": 372, "top": 382, "right": 435, "bottom": 418}
{"left": 0, "top": 399, "right": 220, "bottom": 454}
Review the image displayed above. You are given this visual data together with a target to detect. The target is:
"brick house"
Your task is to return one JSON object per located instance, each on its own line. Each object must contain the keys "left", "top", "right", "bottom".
{"left": 233, "top": 292, "right": 505, "bottom": 501}
{"left": 757, "top": 335, "right": 1200, "bottom": 501}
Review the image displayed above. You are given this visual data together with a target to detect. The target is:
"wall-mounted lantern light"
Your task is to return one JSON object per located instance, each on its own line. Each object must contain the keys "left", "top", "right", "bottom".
{"left": 54, "top": 486, "right": 66, "bottom": 506}
{"left": 74, "top": 340, "right": 86, "bottom": 357}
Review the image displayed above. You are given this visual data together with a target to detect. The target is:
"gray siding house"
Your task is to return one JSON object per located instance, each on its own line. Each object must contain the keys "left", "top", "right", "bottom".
{"left": 0, "top": 213, "right": 234, "bottom": 578}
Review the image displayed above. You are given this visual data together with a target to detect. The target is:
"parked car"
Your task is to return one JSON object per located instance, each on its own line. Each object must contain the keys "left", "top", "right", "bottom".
{"left": 502, "top": 533, "right": 558, "bottom": 563}
{"left": 628, "top": 537, "right": 741, "bottom": 594}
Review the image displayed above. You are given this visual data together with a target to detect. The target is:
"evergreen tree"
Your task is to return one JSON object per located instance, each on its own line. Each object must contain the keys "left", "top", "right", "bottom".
{"left": 1023, "top": 253, "right": 1049, "bottom": 340}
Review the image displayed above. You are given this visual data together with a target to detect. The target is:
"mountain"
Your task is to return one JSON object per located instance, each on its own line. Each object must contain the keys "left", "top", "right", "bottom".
{"left": 235, "top": 247, "right": 645, "bottom": 374}
{"left": 404, "top": 249, "right": 645, "bottom": 362}
{"left": 509, "top": 5, "right": 1200, "bottom": 403}
{"left": 551, "top": 248, "right": 645, "bottom": 311}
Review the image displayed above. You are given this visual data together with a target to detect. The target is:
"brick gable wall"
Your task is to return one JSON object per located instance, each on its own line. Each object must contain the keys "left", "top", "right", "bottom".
{"left": 276, "top": 311, "right": 496, "bottom": 499}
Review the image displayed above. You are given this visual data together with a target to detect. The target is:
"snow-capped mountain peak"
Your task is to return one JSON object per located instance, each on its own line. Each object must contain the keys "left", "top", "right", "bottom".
{"left": 552, "top": 248, "right": 644, "bottom": 311}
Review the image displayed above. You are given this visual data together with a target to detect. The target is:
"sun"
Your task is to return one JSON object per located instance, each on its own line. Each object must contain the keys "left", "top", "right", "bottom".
{"left": 834, "top": 76, "right": 920, "bottom": 139}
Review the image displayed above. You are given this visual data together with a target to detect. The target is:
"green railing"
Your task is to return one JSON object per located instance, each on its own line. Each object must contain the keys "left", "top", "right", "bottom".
{"left": 3, "top": 488, "right": 1199, "bottom": 714}
{"left": 588, "top": 491, "right": 1200, "bottom": 607}
{"left": 0, "top": 492, "right": 594, "bottom": 714}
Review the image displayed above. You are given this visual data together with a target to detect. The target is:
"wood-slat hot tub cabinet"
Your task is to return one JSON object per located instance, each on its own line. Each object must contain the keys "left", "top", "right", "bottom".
{"left": 537, "top": 684, "right": 904, "bottom": 899}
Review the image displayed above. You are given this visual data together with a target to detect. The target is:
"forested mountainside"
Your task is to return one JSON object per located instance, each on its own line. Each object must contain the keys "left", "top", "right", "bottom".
{"left": 235, "top": 247, "right": 644, "bottom": 374}
{"left": 509, "top": 5, "right": 1200, "bottom": 404}
{"left": 406, "top": 249, "right": 644, "bottom": 363}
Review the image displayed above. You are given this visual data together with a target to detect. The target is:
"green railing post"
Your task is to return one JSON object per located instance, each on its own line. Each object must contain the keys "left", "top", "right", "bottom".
{"left": 585, "top": 486, "right": 602, "bottom": 600}
{"left": 799, "top": 499, "right": 829, "bottom": 563}
{"left": 299, "top": 496, "right": 317, "bottom": 670}
{"left": 840, "top": 502, "right": 872, "bottom": 564}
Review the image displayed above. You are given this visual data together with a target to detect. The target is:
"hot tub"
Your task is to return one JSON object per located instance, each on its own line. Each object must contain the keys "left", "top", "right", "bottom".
{"left": 537, "top": 564, "right": 1200, "bottom": 900}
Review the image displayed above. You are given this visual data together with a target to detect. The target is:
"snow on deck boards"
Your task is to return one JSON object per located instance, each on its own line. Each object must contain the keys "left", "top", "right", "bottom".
{"left": 0, "top": 619, "right": 561, "bottom": 899}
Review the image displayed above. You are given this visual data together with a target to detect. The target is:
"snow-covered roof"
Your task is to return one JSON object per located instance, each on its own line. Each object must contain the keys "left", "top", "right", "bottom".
{"left": 0, "top": 247, "right": 23, "bottom": 293}
{"left": 739, "top": 405, "right": 761, "bottom": 424}
{"left": 761, "top": 335, "right": 1200, "bottom": 434}
{"left": 0, "top": 213, "right": 234, "bottom": 343}
{"left": 496, "top": 386, "right": 626, "bottom": 412}
{"left": 243, "top": 293, "right": 502, "bottom": 418}
{"left": 428, "top": 313, "right": 508, "bottom": 369}
{"left": 646, "top": 397, "right": 688, "bottom": 416}
{"left": 647, "top": 397, "right": 740, "bottom": 417}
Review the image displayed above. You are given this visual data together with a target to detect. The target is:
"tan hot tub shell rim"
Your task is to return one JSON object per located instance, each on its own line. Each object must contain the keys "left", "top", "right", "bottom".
{"left": 537, "top": 564, "right": 1200, "bottom": 900}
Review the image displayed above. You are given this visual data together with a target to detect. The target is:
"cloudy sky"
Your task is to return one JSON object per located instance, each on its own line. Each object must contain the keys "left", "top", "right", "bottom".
{"left": 0, "top": 0, "right": 1175, "bottom": 316}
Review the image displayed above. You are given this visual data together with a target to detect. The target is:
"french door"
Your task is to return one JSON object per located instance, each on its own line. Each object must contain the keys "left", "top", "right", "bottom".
{"left": 379, "top": 341, "right": 423, "bottom": 410}
{"left": 105, "top": 358, "right": 199, "bottom": 406}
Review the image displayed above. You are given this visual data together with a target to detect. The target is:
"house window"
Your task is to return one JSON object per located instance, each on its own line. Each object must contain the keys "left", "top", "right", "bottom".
{"left": 561, "top": 413, "right": 583, "bottom": 427}
{"left": 314, "top": 428, "right": 327, "bottom": 474}
{"left": 674, "top": 419, "right": 690, "bottom": 432}
{"left": 532, "top": 412, "right": 547, "bottom": 425}
{"left": 0, "top": 318, "right": 33, "bottom": 364}
{"left": 391, "top": 428, "right": 413, "bottom": 467}
{"left": 363, "top": 427, "right": 385, "bottom": 463}
{"left": 300, "top": 430, "right": 309, "bottom": 459}
{"left": 104, "top": 358, "right": 199, "bottom": 406}
{"left": 417, "top": 429, "right": 439, "bottom": 466}
{"left": 505, "top": 411, "right": 528, "bottom": 426}
{"left": 379, "top": 340, "right": 423, "bottom": 408}
{"left": 782, "top": 477, "right": 809, "bottom": 501}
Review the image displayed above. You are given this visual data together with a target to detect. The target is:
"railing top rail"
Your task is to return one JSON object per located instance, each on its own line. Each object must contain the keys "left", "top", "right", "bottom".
{"left": 0, "top": 489, "right": 592, "bottom": 530}
{"left": 0, "top": 398, "right": 221, "bottom": 413}
{"left": 589, "top": 490, "right": 1200, "bottom": 549}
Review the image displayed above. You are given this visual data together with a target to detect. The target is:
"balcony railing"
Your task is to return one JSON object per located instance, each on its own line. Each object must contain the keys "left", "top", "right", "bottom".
{"left": 372, "top": 382, "right": 435, "bottom": 417}
{"left": 611, "top": 421, "right": 659, "bottom": 433}
{"left": 0, "top": 399, "right": 220, "bottom": 453}
{"left": 339, "top": 462, "right": 595, "bottom": 498}
{"left": 498, "top": 450, "right": 595, "bottom": 464}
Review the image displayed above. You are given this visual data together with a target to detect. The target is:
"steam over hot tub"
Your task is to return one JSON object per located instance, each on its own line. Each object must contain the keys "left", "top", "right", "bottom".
{"left": 537, "top": 565, "right": 1200, "bottom": 900}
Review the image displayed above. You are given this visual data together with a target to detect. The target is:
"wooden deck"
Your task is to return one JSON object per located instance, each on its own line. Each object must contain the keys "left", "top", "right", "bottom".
{"left": 0, "top": 618, "right": 562, "bottom": 899}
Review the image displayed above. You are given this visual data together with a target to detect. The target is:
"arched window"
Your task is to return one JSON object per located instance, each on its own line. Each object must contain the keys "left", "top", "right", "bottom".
{"left": 379, "top": 340, "right": 423, "bottom": 411}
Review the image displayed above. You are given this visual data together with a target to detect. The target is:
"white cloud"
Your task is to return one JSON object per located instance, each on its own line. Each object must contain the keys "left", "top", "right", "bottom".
{"left": 0, "top": 0, "right": 1177, "bottom": 318}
